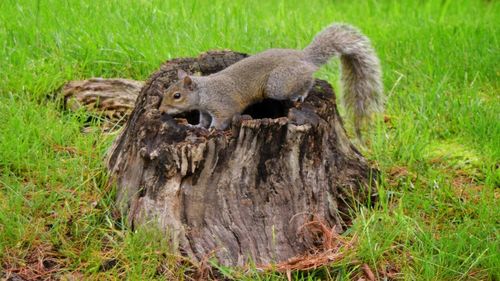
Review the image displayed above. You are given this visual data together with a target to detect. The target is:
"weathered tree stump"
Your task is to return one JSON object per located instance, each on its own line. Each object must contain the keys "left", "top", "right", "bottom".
{"left": 106, "top": 50, "right": 376, "bottom": 266}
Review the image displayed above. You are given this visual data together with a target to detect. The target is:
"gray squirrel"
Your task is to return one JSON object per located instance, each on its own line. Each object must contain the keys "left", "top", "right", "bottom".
{"left": 159, "top": 23, "right": 383, "bottom": 137}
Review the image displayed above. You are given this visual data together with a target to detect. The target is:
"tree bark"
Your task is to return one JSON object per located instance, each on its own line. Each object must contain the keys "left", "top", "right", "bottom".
{"left": 61, "top": 78, "right": 143, "bottom": 132}
{"left": 105, "top": 50, "right": 377, "bottom": 267}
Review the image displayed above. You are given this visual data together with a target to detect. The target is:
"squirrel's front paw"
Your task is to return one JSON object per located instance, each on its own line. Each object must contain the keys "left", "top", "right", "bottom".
{"left": 193, "top": 123, "right": 209, "bottom": 129}
{"left": 185, "top": 123, "right": 209, "bottom": 131}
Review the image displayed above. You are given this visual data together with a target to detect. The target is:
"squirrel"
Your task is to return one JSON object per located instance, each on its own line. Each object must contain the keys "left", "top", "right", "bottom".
{"left": 159, "top": 23, "right": 383, "bottom": 138}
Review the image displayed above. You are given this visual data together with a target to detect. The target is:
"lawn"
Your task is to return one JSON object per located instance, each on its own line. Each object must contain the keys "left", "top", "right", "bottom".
{"left": 0, "top": 0, "right": 498, "bottom": 280}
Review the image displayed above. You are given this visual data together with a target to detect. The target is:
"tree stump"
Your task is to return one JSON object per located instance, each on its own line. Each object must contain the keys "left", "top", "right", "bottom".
{"left": 106, "top": 50, "right": 376, "bottom": 267}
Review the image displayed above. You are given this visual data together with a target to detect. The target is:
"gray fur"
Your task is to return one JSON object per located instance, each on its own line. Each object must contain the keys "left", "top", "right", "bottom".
{"left": 304, "top": 23, "right": 384, "bottom": 137}
{"left": 160, "top": 23, "right": 383, "bottom": 135}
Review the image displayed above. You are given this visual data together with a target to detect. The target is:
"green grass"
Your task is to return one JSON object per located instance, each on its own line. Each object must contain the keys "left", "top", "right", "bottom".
{"left": 0, "top": 0, "right": 498, "bottom": 280}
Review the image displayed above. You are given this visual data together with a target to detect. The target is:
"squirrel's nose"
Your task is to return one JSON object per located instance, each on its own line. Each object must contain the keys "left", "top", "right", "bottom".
{"left": 159, "top": 106, "right": 167, "bottom": 114}
{"left": 159, "top": 103, "right": 168, "bottom": 113}
{"left": 159, "top": 105, "right": 178, "bottom": 115}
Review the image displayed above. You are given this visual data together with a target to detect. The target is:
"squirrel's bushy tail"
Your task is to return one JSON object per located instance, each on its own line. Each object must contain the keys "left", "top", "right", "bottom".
{"left": 304, "top": 23, "right": 384, "bottom": 137}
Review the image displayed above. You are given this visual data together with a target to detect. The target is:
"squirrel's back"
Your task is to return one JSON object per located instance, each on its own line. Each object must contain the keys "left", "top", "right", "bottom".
{"left": 212, "top": 49, "right": 308, "bottom": 101}
{"left": 217, "top": 49, "right": 306, "bottom": 78}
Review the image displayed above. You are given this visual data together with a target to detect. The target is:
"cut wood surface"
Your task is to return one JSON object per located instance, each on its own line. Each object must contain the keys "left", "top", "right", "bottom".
{"left": 67, "top": 50, "right": 377, "bottom": 266}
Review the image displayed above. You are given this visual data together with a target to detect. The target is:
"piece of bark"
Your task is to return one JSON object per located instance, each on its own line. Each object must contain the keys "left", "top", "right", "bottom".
{"left": 61, "top": 78, "right": 143, "bottom": 131}
{"left": 106, "top": 50, "right": 377, "bottom": 267}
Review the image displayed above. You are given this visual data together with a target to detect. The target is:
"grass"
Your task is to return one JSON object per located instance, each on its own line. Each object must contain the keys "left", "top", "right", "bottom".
{"left": 0, "top": 0, "right": 498, "bottom": 279}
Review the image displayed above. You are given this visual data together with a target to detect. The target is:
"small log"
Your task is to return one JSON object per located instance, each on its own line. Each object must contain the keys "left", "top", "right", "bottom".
{"left": 105, "top": 50, "right": 376, "bottom": 266}
{"left": 61, "top": 78, "right": 143, "bottom": 131}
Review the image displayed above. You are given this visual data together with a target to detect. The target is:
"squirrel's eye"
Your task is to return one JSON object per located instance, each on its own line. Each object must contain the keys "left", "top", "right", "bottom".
{"left": 173, "top": 92, "right": 181, "bottom": 99}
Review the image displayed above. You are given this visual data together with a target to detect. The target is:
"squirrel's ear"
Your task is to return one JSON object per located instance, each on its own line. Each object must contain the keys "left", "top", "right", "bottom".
{"left": 178, "top": 69, "right": 195, "bottom": 90}
{"left": 182, "top": 76, "right": 196, "bottom": 91}
{"left": 182, "top": 76, "right": 193, "bottom": 88}
{"left": 177, "top": 69, "right": 188, "bottom": 80}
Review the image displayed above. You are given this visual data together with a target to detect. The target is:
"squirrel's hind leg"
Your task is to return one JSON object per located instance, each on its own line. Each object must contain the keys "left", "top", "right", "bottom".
{"left": 210, "top": 115, "right": 232, "bottom": 130}
{"left": 265, "top": 63, "right": 316, "bottom": 102}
